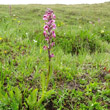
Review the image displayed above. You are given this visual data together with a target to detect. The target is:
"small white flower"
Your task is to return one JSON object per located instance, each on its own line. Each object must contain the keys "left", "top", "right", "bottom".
{"left": 13, "top": 14, "right": 16, "bottom": 16}
{"left": 101, "top": 30, "right": 104, "bottom": 33}
{"left": 35, "top": 66, "right": 37, "bottom": 69}
{"left": 79, "top": 26, "right": 82, "bottom": 29}
{"left": 91, "top": 104, "right": 94, "bottom": 106}
{"left": 33, "top": 40, "right": 37, "bottom": 43}
{"left": 97, "top": 90, "right": 101, "bottom": 92}
{"left": 26, "top": 33, "right": 28, "bottom": 35}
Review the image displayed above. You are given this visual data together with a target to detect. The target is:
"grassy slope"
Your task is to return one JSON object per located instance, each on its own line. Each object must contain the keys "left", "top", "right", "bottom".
{"left": 0, "top": 2, "right": 110, "bottom": 110}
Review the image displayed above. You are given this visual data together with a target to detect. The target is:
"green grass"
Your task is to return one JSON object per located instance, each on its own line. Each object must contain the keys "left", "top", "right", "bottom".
{"left": 0, "top": 2, "right": 110, "bottom": 110}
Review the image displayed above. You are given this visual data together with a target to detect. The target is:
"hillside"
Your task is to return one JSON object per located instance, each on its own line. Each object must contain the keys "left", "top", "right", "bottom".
{"left": 0, "top": 2, "right": 110, "bottom": 110}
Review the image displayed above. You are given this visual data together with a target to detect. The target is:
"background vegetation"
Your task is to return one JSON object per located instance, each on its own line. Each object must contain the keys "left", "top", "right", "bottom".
{"left": 0, "top": 2, "right": 110, "bottom": 110}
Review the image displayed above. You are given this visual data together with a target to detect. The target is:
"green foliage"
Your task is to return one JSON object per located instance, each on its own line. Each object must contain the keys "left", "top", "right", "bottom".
{"left": 26, "top": 89, "right": 38, "bottom": 110}
{"left": 56, "top": 27, "right": 108, "bottom": 55}
{"left": 0, "top": 85, "right": 22, "bottom": 110}
{"left": 88, "top": 95, "right": 104, "bottom": 110}
{"left": 100, "top": 29, "right": 110, "bottom": 42}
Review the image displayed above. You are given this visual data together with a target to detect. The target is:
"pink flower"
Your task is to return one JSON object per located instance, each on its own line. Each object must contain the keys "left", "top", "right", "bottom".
{"left": 50, "top": 53, "right": 54, "bottom": 57}
{"left": 52, "top": 31, "right": 56, "bottom": 38}
{"left": 52, "top": 20, "right": 55, "bottom": 23}
{"left": 51, "top": 42, "right": 55, "bottom": 47}
{"left": 47, "top": 21, "right": 52, "bottom": 25}
{"left": 43, "top": 31, "right": 47, "bottom": 36}
{"left": 52, "top": 23, "right": 56, "bottom": 29}
{"left": 53, "top": 14, "right": 56, "bottom": 19}
{"left": 46, "top": 9, "right": 53, "bottom": 16}
{"left": 43, "top": 46, "right": 47, "bottom": 50}
{"left": 47, "top": 12, "right": 51, "bottom": 16}
{"left": 45, "top": 37, "right": 49, "bottom": 41}
{"left": 47, "top": 20, "right": 55, "bottom": 25}
{"left": 43, "top": 14, "right": 48, "bottom": 20}
{"left": 44, "top": 25, "right": 49, "bottom": 30}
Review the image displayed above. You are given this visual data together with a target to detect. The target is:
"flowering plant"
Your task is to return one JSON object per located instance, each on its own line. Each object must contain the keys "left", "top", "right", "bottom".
{"left": 43, "top": 8, "right": 56, "bottom": 88}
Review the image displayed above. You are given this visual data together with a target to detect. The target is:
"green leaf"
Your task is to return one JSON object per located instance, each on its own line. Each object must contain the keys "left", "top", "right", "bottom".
{"left": 41, "top": 73, "right": 46, "bottom": 92}
{"left": 45, "top": 89, "right": 55, "bottom": 99}
{"left": 26, "top": 89, "right": 38, "bottom": 109}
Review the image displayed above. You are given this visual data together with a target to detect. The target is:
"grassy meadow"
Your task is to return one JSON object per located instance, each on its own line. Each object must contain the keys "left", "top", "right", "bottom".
{"left": 0, "top": 2, "right": 110, "bottom": 110}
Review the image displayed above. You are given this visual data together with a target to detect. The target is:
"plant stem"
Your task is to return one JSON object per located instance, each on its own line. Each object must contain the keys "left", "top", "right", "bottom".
{"left": 46, "top": 44, "right": 51, "bottom": 90}
{"left": 46, "top": 26, "right": 51, "bottom": 90}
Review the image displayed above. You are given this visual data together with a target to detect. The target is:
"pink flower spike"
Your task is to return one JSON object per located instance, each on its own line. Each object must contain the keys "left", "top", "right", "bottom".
{"left": 52, "top": 31, "right": 56, "bottom": 38}
{"left": 52, "top": 23, "right": 56, "bottom": 29}
{"left": 44, "top": 25, "right": 49, "bottom": 30}
{"left": 43, "top": 46, "right": 47, "bottom": 50}
{"left": 50, "top": 53, "right": 54, "bottom": 57}
{"left": 51, "top": 42, "right": 55, "bottom": 47}
{"left": 43, "top": 31, "right": 47, "bottom": 36}
{"left": 43, "top": 14, "right": 48, "bottom": 20}
{"left": 53, "top": 14, "right": 56, "bottom": 19}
